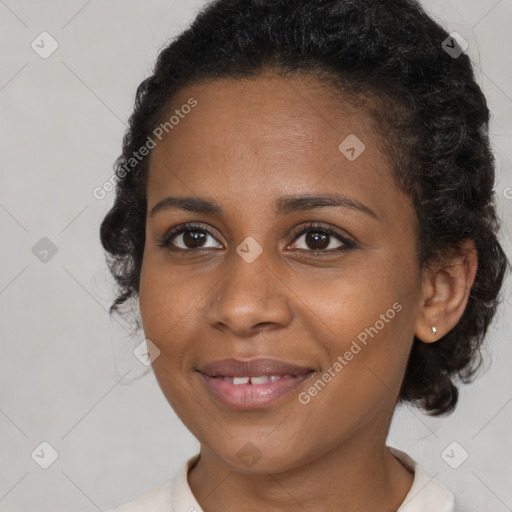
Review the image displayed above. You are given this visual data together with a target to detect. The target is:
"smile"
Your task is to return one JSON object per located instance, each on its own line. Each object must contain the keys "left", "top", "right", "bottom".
{"left": 199, "top": 371, "right": 314, "bottom": 409}
{"left": 212, "top": 375, "right": 295, "bottom": 384}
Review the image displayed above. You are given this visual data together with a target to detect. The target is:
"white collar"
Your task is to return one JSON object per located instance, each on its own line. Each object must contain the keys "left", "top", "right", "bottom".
{"left": 387, "top": 446, "right": 455, "bottom": 512}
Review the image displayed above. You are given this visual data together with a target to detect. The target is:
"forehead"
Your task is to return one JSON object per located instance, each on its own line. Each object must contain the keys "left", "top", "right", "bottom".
{"left": 146, "top": 74, "right": 397, "bottom": 219}
{"left": 153, "top": 73, "right": 371, "bottom": 148}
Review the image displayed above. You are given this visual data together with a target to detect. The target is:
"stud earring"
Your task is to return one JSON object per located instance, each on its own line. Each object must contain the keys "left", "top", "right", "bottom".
{"left": 432, "top": 326, "right": 437, "bottom": 336}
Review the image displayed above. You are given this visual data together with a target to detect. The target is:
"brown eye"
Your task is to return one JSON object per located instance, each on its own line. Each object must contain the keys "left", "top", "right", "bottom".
{"left": 293, "top": 230, "right": 343, "bottom": 251}
{"left": 158, "top": 224, "right": 223, "bottom": 251}
{"left": 289, "top": 224, "right": 355, "bottom": 254}
{"left": 180, "top": 230, "right": 207, "bottom": 249}
{"left": 304, "top": 231, "right": 333, "bottom": 250}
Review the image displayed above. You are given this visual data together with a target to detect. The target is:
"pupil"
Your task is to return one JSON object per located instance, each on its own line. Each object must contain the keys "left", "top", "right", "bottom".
{"left": 184, "top": 230, "right": 205, "bottom": 248}
{"left": 306, "top": 231, "right": 328, "bottom": 250}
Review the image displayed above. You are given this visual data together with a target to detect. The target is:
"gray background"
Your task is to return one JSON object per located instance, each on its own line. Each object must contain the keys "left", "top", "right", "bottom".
{"left": 1, "top": 0, "right": 511, "bottom": 510}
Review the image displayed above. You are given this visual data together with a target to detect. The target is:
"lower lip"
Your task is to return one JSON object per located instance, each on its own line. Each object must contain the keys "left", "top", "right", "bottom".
{"left": 199, "top": 372, "right": 314, "bottom": 409}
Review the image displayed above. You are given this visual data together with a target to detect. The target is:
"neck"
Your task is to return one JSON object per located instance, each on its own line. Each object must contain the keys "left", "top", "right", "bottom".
{"left": 187, "top": 437, "right": 414, "bottom": 512}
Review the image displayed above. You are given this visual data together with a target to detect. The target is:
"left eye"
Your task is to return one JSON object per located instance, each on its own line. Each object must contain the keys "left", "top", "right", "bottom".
{"left": 289, "top": 226, "right": 351, "bottom": 252}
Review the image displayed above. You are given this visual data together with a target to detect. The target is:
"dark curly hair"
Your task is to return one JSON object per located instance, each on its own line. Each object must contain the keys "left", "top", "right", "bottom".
{"left": 99, "top": 0, "right": 509, "bottom": 415}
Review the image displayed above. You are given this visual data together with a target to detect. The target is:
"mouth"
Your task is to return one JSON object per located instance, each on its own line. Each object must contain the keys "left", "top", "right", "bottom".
{"left": 208, "top": 374, "right": 302, "bottom": 385}
{"left": 197, "top": 358, "right": 315, "bottom": 409}
{"left": 198, "top": 357, "right": 314, "bottom": 378}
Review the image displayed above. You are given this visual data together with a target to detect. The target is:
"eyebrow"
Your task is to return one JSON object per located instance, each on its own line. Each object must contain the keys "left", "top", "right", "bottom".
{"left": 149, "top": 193, "right": 378, "bottom": 220}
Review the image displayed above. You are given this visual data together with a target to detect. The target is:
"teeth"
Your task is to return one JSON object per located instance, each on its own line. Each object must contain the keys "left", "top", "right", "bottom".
{"left": 232, "top": 377, "right": 250, "bottom": 385}
{"left": 222, "top": 375, "right": 295, "bottom": 385}
{"left": 250, "top": 376, "right": 270, "bottom": 384}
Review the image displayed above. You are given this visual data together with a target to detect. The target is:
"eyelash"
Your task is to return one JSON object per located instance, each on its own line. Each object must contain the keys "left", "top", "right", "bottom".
{"left": 157, "top": 222, "right": 356, "bottom": 255}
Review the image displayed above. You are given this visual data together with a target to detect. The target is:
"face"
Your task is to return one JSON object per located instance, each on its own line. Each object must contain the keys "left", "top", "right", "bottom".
{"left": 139, "top": 73, "right": 423, "bottom": 474}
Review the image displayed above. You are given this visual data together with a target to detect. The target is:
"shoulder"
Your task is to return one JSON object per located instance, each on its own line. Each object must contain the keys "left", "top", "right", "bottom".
{"left": 105, "top": 480, "right": 173, "bottom": 512}
{"left": 105, "top": 453, "right": 202, "bottom": 512}
{"left": 387, "top": 445, "right": 456, "bottom": 512}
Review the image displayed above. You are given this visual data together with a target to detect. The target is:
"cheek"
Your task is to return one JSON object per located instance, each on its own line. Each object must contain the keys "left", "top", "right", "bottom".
{"left": 295, "top": 278, "right": 412, "bottom": 426}
{"left": 295, "top": 255, "right": 418, "bottom": 387}
{"left": 139, "top": 251, "right": 179, "bottom": 343}
{"left": 138, "top": 252, "right": 205, "bottom": 419}
{"left": 138, "top": 249, "right": 217, "bottom": 356}
{"left": 297, "top": 260, "right": 406, "bottom": 337}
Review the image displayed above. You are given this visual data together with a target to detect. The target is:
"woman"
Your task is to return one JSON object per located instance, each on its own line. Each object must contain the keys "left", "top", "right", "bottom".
{"left": 101, "top": 0, "right": 508, "bottom": 510}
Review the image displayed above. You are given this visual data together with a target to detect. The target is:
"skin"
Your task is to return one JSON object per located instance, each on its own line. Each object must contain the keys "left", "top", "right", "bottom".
{"left": 138, "top": 72, "right": 477, "bottom": 512}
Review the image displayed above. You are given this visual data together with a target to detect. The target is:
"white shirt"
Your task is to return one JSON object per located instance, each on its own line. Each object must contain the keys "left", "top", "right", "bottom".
{"left": 106, "top": 445, "right": 455, "bottom": 512}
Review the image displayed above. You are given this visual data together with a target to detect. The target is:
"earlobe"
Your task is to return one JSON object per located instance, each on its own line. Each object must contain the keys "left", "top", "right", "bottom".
{"left": 414, "top": 239, "right": 478, "bottom": 343}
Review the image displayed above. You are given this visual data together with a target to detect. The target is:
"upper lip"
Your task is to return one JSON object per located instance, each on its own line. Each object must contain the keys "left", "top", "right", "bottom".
{"left": 198, "top": 358, "right": 314, "bottom": 378}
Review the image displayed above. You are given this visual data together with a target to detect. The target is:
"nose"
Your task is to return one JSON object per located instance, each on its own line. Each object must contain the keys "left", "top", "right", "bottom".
{"left": 207, "top": 248, "right": 293, "bottom": 337}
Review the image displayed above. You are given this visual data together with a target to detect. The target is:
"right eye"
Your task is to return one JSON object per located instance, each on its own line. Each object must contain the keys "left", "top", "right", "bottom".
{"left": 157, "top": 223, "right": 224, "bottom": 251}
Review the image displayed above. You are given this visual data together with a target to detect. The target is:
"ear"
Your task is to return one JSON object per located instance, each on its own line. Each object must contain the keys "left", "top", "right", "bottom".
{"left": 415, "top": 239, "right": 478, "bottom": 343}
